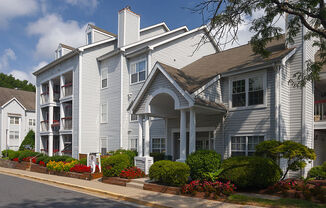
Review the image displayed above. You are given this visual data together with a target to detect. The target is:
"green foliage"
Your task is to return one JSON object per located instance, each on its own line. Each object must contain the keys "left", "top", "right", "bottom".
{"left": 65, "top": 157, "right": 75, "bottom": 163}
{"left": 79, "top": 157, "right": 87, "bottom": 165}
{"left": 307, "top": 162, "right": 326, "bottom": 180}
{"left": 255, "top": 140, "right": 282, "bottom": 161}
{"left": 36, "top": 155, "right": 50, "bottom": 164}
{"left": 150, "top": 152, "right": 165, "bottom": 162}
{"left": 0, "top": 73, "right": 35, "bottom": 92}
{"left": 1, "top": 150, "right": 15, "bottom": 158}
{"left": 108, "top": 149, "right": 137, "bottom": 166}
{"left": 50, "top": 155, "right": 73, "bottom": 162}
{"left": 185, "top": 150, "right": 221, "bottom": 180}
{"left": 149, "top": 160, "right": 190, "bottom": 187}
{"left": 219, "top": 156, "right": 282, "bottom": 189}
{"left": 8, "top": 151, "right": 21, "bottom": 160}
{"left": 102, "top": 154, "right": 131, "bottom": 177}
{"left": 255, "top": 140, "right": 316, "bottom": 180}
{"left": 19, "top": 130, "right": 35, "bottom": 151}
{"left": 17, "top": 150, "right": 38, "bottom": 161}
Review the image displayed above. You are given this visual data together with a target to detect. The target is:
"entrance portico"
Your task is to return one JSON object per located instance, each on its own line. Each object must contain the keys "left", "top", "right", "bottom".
{"left": 129, "top": 62, "right": 226, "bottom": 173}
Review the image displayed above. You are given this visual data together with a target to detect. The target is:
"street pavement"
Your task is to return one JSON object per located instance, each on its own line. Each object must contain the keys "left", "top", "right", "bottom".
{"left": 0, "top": 173, "right": 144, "bottom": 208}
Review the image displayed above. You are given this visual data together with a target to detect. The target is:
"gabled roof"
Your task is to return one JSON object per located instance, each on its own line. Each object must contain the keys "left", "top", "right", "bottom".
{"left": 59, "top": 43, "right": 75, "bottom": 50}
{"left": 0, "top": 87, "right": 35, "bottom": 111}
{"left": 140, "top": 22, "right": 170, "bottom": 33}
{"left": 161, "top": 36, "right": 295, "bottom": 94}
{"left": 89, "top": 24, "right": 117, "bottom": 37}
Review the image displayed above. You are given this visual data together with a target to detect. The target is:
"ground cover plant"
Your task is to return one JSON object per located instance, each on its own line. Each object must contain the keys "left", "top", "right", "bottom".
{"left": 120, "top": 166, "right": 145, "bottom": 179}
{"left": 182, "top": 180, "right": 236, "bottom": 198}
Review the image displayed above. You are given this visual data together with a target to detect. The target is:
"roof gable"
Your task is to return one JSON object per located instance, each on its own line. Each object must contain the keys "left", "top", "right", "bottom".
{"left": 0, "top": 87, "right": 35, "bottom": 111}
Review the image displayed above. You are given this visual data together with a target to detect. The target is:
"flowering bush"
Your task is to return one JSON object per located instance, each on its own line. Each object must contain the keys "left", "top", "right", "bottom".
{"left": 46, "top": 160, "right": 78, "bottom": 172}
{"left": 22, "top": 156, "right": 37, "bottom": 162}
{"left": 120, "top": 167, "right": 145, "bottom": 179}
{"left": 182, "top": 180, "right": 236, "bottom": 197}
{"left": 70, "top": 164, "right": 91, "bottom": 173}
{"left": 39, "top": 161, "right": 45, "bottom": 167}
{"left": 267, "top": 179, "right": 298, "bottom": 193}
{"left": 12, "top": 158, "right": 19, "bottom": 162}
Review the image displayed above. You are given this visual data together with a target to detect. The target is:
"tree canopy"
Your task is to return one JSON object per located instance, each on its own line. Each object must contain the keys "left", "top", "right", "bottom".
{"left": 194, "top": 0, "right": 326, "bottom": 87}
{"left": 0, "top": 73, "right": 35, "bottom": 92}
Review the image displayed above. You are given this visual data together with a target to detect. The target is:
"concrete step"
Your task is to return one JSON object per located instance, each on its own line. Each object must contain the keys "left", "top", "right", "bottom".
{"left": 126, "top": 182, "right": 144, "bottom": 190}
{"left": 130, "top": 177, "right": 149, "bottom": 184}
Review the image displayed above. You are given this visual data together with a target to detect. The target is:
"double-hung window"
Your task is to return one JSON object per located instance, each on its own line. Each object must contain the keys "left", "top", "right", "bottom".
{"left": 129, "top": 138, "right": 137, "bottom": 151}
{"left": 130, "top": 114, "right": 138, "bottom": 122}
{"left": 130, "top": 60, "right": 146, "bottom": 84}
{"left": 231, "top": 73, "right": 265, "bottom": 108}
{"left": 101, "top": 103, "right": 108, "bottom": 123}
{"left": 29, "top": 119, "right": 35, "bottom": 126}
{"left": 151, "top": 138, "right": 166, "bottom": 153}
{"left": 9, "top": 131, "right": 19, "bottom": 140}
{"left": 231, "top": 135, "right": 264, "bottom": 156}
{"left": 100, "top": 137, "right": 108, "bottom": 155}
{"left": 87, "top": 32, "right": 92, "bottom": 44}
{"left": 101, "top": 68, "right": 108, "bottom": 89}
{"left": 10, "top": 117, "right": 19, "bottom": 125}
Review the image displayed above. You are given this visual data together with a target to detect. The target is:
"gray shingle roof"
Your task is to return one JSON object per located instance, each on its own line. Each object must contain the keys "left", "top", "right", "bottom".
{"left": 0, "top": 87, "right": 35, "bottom": 111}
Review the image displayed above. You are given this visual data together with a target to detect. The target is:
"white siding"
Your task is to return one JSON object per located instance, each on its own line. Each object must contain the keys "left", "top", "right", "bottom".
{"left": 93, "top": 30, "right": 110, "bottom": 43}
{"left": 140, "top": 26, "right": 167, "bottom": 40}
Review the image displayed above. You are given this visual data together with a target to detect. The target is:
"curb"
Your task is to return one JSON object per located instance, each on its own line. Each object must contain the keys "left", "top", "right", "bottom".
{"left": 0, "top": 169, "right": 169, "bottom": 208}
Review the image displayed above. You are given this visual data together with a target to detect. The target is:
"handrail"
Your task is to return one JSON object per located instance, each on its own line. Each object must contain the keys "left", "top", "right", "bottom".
{"left": 315, "top": 99, "right": 326, "bottom": 104}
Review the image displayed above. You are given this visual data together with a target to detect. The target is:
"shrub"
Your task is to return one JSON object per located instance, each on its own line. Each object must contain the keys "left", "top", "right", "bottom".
{"left": 219, "top": 156, "right": 282, "bottom": 189}
{"left": 120, "top": 167, "right": 145, "bottom": 179}
{"left": 65, "top": 157, "right": 75, "bottom": 163}
{"left": 1, "top": 150, "right": 15, "bottom": 158}
{"left": 18, "top": 150, "right": 38, "bottom": 162}
{"left": 109, "top": 149, "right": 137, "bottom": 166}
{"left": 36, "top": 155, "right": 50, "bottom": 164}
{"left": 39, "top": 161, "right": 46, "bottom": 167}
{"left": 149, "top": 160, "right": 190, "bottom": 187}
{"left": 150, "top": 152, "right": 165, "bottom": 162}
{"left": 79, "top": 157, "right": 87, "bottom": 165}
{"left": 182, "top": 180, "right": 236, "bottom": 196}
{"left": 47, "top": 161, "right": 64, "bottom": 172}
{"left": 19, "top": 130, "right": 35, "bottom": 151}
{"left": 307, "top": 162, "right": 326, "bottom": 179}
{"left": 70, "top": 164, "right": 91, "bottom": 173}
{"left": 255, "top": 140, "right": 282, "bottom": 161}
{"left": 8, "top": 151, "right": 21, "bottom": 160}
{"left": 50, "top": 155, "right": 73, "bottom": 162}
{"left": 63, "top": 160, "right": 78, "bottom": 172}
{"left": 186, "top": 150, "right": 221, "bottom": 180}
{"left": 102, "top": 154, "right": 131, "bottom": 177}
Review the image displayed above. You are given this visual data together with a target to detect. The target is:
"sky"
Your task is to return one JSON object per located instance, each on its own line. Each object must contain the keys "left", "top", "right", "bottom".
{"left": 0, "top": 0, "right": 284, "bottom": 85}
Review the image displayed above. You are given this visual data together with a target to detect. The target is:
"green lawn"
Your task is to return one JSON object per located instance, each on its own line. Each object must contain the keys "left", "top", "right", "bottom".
{"left": 227, "top": 194, "right": 326, "bottom": 208}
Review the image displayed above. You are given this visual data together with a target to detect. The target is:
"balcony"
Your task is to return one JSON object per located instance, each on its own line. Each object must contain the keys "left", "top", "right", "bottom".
{"left": 54, "top": 91, "right": 60, "bottom": 102}
{"left": 314, "top": 99, "right": 326, "bottom": 129}
{"left": 62, "top": 83, "right": 72, "bottom": 98}
{"left": 51, "top": 120, "right": 60, "bottom": 132}
{"left": 61, "top": 117, "right": 72, "bottom": 130}
{"left": 40, "top": 120, "right": 49, "bottom": 132}
{"left": 41, "top": 92, "right": 49, "bottom": 104}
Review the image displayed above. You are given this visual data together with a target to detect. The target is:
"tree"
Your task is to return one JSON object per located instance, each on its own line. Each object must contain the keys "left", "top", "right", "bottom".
{"left": 0, "top": 73, "right": 35, "bottom": 92}
{"left": 19, "top": 130, "right": 35, "bottom": 151}
{"left": 193, "top": 0, "right": 326, "bottom": 87}
{"left": 255, "top": 140, "right": 316, "bottom": 180}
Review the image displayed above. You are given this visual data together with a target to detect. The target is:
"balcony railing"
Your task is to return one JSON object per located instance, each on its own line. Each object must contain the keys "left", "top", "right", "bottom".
{"left": 54, "top": 91, "right": 60, "bottom": 102}
{"left": 61, "top": 117, "right": 72, "bottom": 130}
{"left": 51, "top": 120, "right": 60, "bottom": 132}
{"left": 40, "top": 120, "right": 49, "bottom": 132}
{"left": 62, "top": 83, "right": 72, "bottom": 97}
{"left": 314, "top": 99, "right": 326, "bottom": 122}
{"left": 41, "top": 92, "right": 49, "bottom": 104}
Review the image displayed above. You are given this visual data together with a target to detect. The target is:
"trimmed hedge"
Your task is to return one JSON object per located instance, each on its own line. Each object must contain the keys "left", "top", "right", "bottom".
{"left": 149, "top": 160, "right": 190, "bottom": 187}
{"left": 102, "top": 154, "right": 131, "bottom": 177}
{"left": 219, "top": 156, "right": 282, "bottom": 189}
{"left": 17, "top": 150, "right": 39, "bottom": 161}
{"left": 1, "top": 150, "right": 15, "bottom": 158}
{"left": 109, "top": 149, "right": 137, "bottom": 166}
{"left": 186, "top": 150, "right": 221, "bottom": 180}
{"left": 36, "top": 155, "right": 50, "bottom": 164}
{"left": 308, "top": 162, "right": 326, "bottom": 179}
{"left": 19, "top": 130, "right": 35, "bottom": 151}
{"left": 8, "top": 151, "right": 21, "bottom": 160}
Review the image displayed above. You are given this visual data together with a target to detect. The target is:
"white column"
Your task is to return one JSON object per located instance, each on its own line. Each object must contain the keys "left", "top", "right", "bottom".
{"left": 49, "top": 106, "right": 53, "bottom": 133}
{"left": 189, "top": 108, "right": 196, "bottom": 154}
{"left": 144, "top": 115, "right": 150, "bottom": 157}
{"left": 49, "top": 80, "right": 53, "bottom": 103}
{"left": 138, "top": 115, "right": 143, "bottom": 157}
{"left": 60, "top": 75, "right": 65, "bottom": 98}
{"left": 59, "top": 134, "right": 64, "bottom": 156}
{"left": 178, "top": 109, "right": 187, "bottom": 162}
{"left": 48, "top": 134, "right": 53, "bottom": 156}
{"left": 60, "top": 103, "right": 64, "bottom": 130}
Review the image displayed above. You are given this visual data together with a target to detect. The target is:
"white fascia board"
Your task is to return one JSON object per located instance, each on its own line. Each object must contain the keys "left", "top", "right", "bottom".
{"left": 130, "top": 62, "right": 194, "bottom": 113}
{"left": 2, "top": 97, "right": 27, "bottom": 111}
{"left": 192, "top": 75, "right": 221, "bottom": 97}
{"left": 78, "top": 37, "right": 116, "bottom": 51}
{"left": 120, "top": 26, "right": 189, "bottom": 51}
{"left": 97, "top": 49, "right": 124, "bottom": 61}
{"left": 281, "top": 48, "right": 296, "bottom": 65}
{"left": 140, "top": 22, "right": 170, "bottom": 32}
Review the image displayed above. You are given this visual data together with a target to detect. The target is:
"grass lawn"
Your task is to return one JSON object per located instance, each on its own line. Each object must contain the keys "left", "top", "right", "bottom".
{"left": 227, "top": 194, "right": 326, "bottom": 208}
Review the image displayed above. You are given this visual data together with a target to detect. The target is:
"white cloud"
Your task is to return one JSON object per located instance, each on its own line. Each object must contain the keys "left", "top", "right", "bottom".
{"left": 26, "top": 14, "right": 88, "bottom": 60}
{"left": 9, "top": 61, "right": 47, "bottom": 84}
{"left": 0, "top": 0, "right": 38, "bottom": 27}
{"left": 65, "top": 0, "right": 98, "bottom": 11}
{"left": 0, "top": 48, "right": 16, "bottom": 71}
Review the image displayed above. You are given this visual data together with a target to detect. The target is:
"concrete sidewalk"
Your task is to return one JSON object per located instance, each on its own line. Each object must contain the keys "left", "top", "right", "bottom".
{"left": 0, "top": 167, "right": 260, "bottom": 208}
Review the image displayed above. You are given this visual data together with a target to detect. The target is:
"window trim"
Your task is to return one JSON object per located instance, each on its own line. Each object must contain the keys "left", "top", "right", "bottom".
{"left": 229, "top": 70, "right": 267, "bottom": 111}
{"left": 100, "top": 102, "right": 108, "bottom": 123}
{"left": 87, "top": 31, "right": 93, "bottom": 44}
{"left": 100, "top": 136, "right": 109, "bottom": 155}
{"left": 129, "top": 58, "right": 147, "bottom": 85}
{"left": 101, "top": 67, "right": 108, "bottom": 89}
{"left": 151, "top": 137, "right": 166, "bottom": 154}
{"left": 9, "top": 116, "right": 20, "bottom": 125}
{"left": 229, "top": 134, "right": 265, "bottom": 157}
{"left": 128, "top": 137, "right": 138, "bottom": 151}
{"left": 130, "top": 114, "right": 138, "bottom": 122}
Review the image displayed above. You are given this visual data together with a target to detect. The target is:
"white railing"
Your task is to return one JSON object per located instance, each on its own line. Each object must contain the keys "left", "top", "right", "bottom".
{"left": 62, "top": 83, "right": 73, "bottom": 97}
{"left": 40, "top": 120, "right": 49, "bottom": 132}
{"left": 61, "top": 117, "right": 72, "bottom": 130}
{"left": 41, "top": 92, "right": 49, "bottom": 104}
{"left": 314, "top": 100, "right": 326, "bottom": 122}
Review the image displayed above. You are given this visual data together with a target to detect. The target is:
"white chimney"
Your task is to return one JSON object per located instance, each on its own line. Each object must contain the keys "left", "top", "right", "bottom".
{"left": 118, "top": 6, "right": 140, "bottom": 48}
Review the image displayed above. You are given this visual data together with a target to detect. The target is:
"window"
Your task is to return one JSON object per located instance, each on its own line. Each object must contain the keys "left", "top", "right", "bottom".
{"left": 151, "top": 138, "right": 166, "bottom": 153}
{"left": 129, "top": 138, "right": 137, "bottom": 151}
{"left": 9, "top": 131, "right": 19, "bottom": 140}
{"left": 130, "top": 60, "right": 146, "bottom": 84}
{"left": 10, "top": 117, "right": 19, "bottom": 125}
{"left": 101, "top": 103, "right": 108, "bottom": 123}
{"left": 29, "top": 119, "right": 36, "bottom": 126}
{"left": 100, "top": 137, "right": 108, "bottom": 155}
{"left": 101, "top": 68, "right": 108, "bottom": 88}
{"left": 231, "top": 74, "right": 265, "bottom": 108}
{"left": 58, "top": 49, "right": 62, "bottom": 58}
{"left": 130, "top": 114, "right": 138, "bottom": 122}
{"left": 87, "top": 32, "right": 92, "bottom": 44}
{"left": 231, "top": 135, "right": 264, "bottom": 156}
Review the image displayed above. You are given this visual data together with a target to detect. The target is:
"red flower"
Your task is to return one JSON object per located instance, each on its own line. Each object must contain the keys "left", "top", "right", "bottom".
{"left": 12, "top": 158, "right": 19, "bottom": 162}
{"left": 39, "top": 161, "right": 45, "bottom": 167}
{"left": 70, "top": 164, "right": 91, "bottom": 173}
{"left": 120, "top": 167, "right": 145, "bottom": 179}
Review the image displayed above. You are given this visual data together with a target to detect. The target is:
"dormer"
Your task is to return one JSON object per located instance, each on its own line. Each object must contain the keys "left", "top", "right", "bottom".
{"left": 85, "top": 24, "right": 116, "bottom": 45}
{"left": 55, "top": 43, "right": 74, "bottom": 59}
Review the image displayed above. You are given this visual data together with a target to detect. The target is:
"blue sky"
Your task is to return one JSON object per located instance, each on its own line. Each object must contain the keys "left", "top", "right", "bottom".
{"left": 0, "top": 0, "right": 284, "bottom": 84}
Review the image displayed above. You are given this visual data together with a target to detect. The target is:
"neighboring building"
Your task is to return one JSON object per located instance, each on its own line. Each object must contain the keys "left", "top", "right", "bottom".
{"left": 0, "top": 87, "right": 36, "bottom": 151}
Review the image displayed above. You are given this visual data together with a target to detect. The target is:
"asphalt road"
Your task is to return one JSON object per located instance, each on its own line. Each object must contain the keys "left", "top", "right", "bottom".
{"left": 0, "top": 173, "right": 144, "bottom": 208}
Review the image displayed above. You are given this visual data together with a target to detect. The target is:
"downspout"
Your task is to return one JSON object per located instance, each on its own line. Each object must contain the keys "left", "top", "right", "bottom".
{"left": 301, "top": 24, "right": 306, "bottom": 146}
{"left": 78, "top": 51, "right": 83, "bottom": 158}
{"left": 120, "top": 53, "right": 124, "bottom": 149}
